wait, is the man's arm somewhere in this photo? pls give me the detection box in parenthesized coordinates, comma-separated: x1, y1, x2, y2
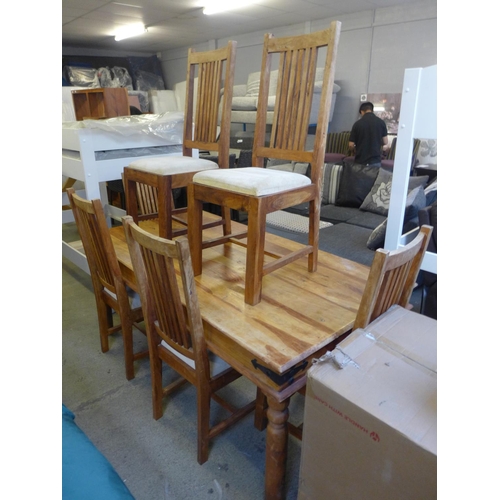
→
(381, 135, 389, 152)
(348, 141, 356, 154)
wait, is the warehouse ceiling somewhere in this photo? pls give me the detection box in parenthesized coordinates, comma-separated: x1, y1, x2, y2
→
(62, 0, 424, 53)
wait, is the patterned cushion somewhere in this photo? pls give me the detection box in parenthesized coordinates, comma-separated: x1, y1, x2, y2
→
(415, 138, 437, 166)
(366, 219, 387, 250)
(359, 168, 429, 216)
(193, 167, 311, 196)
(366, 185, 427, 250)
(129, 156, 218, 175)
(322, 163, 343, 204)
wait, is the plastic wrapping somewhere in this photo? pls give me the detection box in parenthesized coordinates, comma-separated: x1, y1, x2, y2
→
(134, 70, 166, 91)
(97, 67, 113, 87)
(65, 66, 100, 88)
(111, 67, 133, 90)
(128, 90, 150, 113)
(62, 112, 184, 142)
(94, 144, 182, 160)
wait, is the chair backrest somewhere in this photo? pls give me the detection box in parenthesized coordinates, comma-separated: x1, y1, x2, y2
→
(122, 216, 209, 374)
(326, 131, 351, 155)
(252, 21, 341, 186)
(67, 188, 123, 295)
(183, 41, 237, 169)
(353, 225, 433, 330)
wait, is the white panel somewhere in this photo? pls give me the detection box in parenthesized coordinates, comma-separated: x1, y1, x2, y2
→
(384, 65, 437, 274)
(414, 64, 437, 139)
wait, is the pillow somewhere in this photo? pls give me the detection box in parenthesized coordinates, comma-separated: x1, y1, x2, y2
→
(366, 219, 387, 250)
(359, 167, 429, 216)
(366, 185, 427, 250)
(246, 71, 261, 96)
(322, 163, 343, 204)
(424, 178, 437, 206)
(335, 163, 379, 208)
(403, 185, 427, 220)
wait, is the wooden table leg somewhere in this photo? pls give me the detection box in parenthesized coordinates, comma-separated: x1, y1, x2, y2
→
(265, 395, 290, 500)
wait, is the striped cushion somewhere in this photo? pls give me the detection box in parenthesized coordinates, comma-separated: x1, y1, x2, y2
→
(322, 163, 343, 204)
(325, 131, 350, 155)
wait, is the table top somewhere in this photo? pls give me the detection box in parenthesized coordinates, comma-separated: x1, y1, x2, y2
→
(110, 216, 369, 381)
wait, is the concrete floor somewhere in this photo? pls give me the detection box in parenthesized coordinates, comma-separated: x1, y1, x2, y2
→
(62, 217, 424, 500)
(62, 222, 304, 500)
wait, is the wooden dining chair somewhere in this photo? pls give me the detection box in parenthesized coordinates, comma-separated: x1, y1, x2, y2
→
(121, 215, 256, 465)
(353, 224, 433, 330)
(123, 41, 237, 240)
(187, 21, 342, 305)
(282, 224, 433, 440)
(66, 188, 148, 380)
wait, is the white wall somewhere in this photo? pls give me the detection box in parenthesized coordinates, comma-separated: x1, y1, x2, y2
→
(158, 0, 437, 133)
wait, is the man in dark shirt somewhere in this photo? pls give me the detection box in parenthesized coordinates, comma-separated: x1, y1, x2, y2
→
(349, 102, 389, 166)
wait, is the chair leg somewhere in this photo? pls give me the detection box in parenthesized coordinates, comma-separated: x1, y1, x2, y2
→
(244, 203, 267, 305)
(121, 317, 136, 381)
(158, 176, 173, 240)
(197, 384, 212, 465)
(188, 184, 204, 276)
(150, 352, 164, 421)
(308, 199, 320, 273)
(95, 295, 113, 353)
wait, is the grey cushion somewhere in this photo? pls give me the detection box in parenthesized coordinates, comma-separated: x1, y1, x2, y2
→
(319, 205, 360, 225)
(345, 211, 387, 230)
(335, 163, 379, 208)
(360, 168, 429, 216)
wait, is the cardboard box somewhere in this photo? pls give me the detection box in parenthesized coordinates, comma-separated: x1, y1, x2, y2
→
(298, 305, 437, 500)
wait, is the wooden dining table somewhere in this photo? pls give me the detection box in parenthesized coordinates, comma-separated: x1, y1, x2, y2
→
(110, 214, 370, 500)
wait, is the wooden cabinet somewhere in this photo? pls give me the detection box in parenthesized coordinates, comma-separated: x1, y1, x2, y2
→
(72, 88, 130, 121)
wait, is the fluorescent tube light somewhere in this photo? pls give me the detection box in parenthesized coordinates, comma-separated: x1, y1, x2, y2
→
(115, 23, 147, 41)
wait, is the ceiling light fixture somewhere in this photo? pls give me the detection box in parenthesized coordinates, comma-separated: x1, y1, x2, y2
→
(202, 1, 254, 15)
(115, 23, 147, 41)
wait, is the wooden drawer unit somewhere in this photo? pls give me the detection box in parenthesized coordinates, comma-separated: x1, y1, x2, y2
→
(72, 88, 130, 121)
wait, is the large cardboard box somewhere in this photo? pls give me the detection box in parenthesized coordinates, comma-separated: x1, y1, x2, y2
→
(298, 305, 437, 500)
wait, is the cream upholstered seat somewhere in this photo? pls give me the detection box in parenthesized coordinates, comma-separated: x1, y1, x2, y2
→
(123, 41, 237, 240)
(193, 167, 311, 196)
(188, 22, 342, 305)
(128, 156, 218, 176)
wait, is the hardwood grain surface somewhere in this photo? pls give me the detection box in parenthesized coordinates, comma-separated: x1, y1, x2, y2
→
(110, 215, 368, 375)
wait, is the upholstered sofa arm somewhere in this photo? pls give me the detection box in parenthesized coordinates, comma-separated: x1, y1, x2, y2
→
(232, 84, 248, 97)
